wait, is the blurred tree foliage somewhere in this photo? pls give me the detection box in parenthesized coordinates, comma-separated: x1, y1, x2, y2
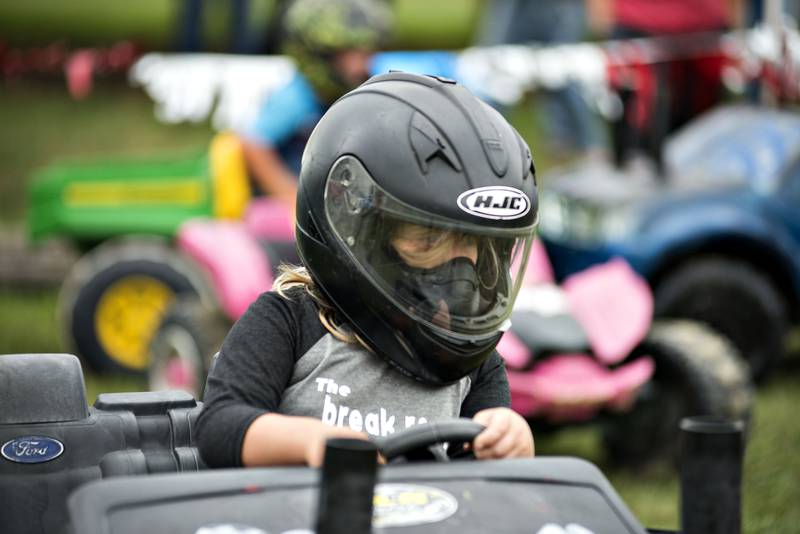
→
(0, 0, 482, 51)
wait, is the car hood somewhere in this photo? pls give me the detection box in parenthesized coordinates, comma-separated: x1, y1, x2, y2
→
(665, 105, 800, 193)
(544, 105, 800, 209)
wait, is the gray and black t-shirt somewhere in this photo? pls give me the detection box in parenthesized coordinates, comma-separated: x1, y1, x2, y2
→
(195, 288, 510, 468)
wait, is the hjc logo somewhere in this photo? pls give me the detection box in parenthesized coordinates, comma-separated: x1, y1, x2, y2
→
(457, 186, 530, 220)
(471, 194, 523, 211)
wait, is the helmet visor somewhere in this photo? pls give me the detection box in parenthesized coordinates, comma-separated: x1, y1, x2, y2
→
(324, 155, 536, 339)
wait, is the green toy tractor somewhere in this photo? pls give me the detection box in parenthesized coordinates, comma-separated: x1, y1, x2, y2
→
(28, 133, 251, 373)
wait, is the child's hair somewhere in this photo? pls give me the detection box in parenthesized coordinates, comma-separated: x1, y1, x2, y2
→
(273, 263, 360, 344)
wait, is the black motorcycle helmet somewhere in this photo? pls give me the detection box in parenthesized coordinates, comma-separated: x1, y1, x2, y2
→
(296, 72, 539, 385)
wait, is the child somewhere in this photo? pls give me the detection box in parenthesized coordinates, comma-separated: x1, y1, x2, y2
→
(196, 71, 539, 467)
(238, 0, 391, 208)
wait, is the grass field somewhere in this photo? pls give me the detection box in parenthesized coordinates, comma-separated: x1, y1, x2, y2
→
(0, 0, 482, 50)
(0, 2, 798, 530)
(0, 81, 214, 222)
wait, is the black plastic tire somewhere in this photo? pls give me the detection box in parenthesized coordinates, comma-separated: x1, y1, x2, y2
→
(59, 238, 210, 374)
(602, 319, 753, 467)
(654, 256, 790, 381)
(148, 298, 230, 397)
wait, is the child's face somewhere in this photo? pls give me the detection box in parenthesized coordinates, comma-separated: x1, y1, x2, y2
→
(390, 224, 482, 328)
(333, 48, 373, 89)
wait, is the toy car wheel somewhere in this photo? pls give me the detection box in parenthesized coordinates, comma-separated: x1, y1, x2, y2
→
(59, 238, 210, 374)
(602, 319, 753, 467)
(148, 298, 230, 397)
(654, 256, 789, 381)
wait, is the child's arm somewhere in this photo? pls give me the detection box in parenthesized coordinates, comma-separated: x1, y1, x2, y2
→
(241, 413, 371, 467)
(196, 290, 333, 468)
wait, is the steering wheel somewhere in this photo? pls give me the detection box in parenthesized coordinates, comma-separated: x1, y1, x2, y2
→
(372, 419, 485, 463)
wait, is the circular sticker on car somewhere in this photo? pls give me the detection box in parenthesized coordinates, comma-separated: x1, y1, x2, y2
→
(372, 483, 459, 527)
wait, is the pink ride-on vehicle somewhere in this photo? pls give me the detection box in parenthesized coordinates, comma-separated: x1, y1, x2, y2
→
(149, 214, 752, 466)
(147, 198, 296, 395)
(499, 242, 752, 465)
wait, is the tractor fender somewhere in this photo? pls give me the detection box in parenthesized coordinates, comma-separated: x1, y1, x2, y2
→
(634, 202, 800, 299)
(177, 219, 273, 320)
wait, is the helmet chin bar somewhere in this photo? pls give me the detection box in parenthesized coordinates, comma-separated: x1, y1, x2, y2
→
(395, 257, 482, 324)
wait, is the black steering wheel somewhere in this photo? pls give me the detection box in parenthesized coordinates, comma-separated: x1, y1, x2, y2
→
(372, 419, 485, 463)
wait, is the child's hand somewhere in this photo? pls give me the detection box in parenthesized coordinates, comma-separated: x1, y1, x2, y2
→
(471, 407, 534, 460)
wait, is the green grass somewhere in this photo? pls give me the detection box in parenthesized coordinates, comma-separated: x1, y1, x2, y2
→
(0, 0, 482, 50)
(0, 286, 149, 396)
(535, 367, 800, 533)
(0, 287, 63, 354)
(740, 370, 800, 532)
(0, 0, 182, 49)
(0, 81, 213, 221)
(392, 0, 482, 49)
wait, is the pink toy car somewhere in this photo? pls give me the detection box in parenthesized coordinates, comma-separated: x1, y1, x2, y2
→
(499, 242, 752, 464)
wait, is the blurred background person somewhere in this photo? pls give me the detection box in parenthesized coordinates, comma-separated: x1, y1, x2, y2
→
(175, 0, 288, 54)
(586, 0, 744, 168)
(477, 0, 609, 163)
(237, 0, 392, 210)
(586, 0, 742, 38)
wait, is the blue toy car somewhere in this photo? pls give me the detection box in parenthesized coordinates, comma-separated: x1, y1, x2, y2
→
(538, 105, 800, 380)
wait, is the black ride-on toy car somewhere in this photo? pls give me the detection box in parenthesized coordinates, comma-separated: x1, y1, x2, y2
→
(2, 353, 745, 534)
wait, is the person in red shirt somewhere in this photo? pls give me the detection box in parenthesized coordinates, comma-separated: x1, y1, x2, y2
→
(611, 0, 735, 35)
(587, 0, 744, 167)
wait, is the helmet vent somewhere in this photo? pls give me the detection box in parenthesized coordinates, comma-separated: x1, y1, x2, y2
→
(483, 138, 508, 178)
(525, 146, 536, 183)
(409, 112, 461, 174)
(447, 85, 508, 178)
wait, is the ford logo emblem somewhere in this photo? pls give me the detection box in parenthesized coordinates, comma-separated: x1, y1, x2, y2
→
(457, 186, 531, 220)
(2, 436, 64, 464)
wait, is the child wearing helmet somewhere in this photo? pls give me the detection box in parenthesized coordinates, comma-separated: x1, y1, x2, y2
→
(238, 0, 391, 211)
(197, 72, 538, 467)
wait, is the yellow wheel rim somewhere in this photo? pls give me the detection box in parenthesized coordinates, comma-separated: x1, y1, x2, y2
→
(95, 276, 176, 371)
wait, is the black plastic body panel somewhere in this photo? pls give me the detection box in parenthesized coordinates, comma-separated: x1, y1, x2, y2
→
(68, 458, 649, 534)
(0, 354, 204, 534)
